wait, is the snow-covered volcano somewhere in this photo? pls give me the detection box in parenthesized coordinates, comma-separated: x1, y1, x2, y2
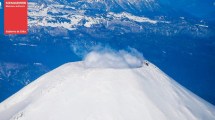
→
(0, 51, 215, 120)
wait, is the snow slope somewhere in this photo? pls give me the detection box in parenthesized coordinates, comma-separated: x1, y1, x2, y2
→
(0, 59, 215, 120)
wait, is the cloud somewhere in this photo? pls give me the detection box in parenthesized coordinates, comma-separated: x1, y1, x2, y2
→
(84, 47, 144, 68)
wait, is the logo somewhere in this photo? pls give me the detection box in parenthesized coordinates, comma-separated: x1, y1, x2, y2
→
(4, 0, 28, 34)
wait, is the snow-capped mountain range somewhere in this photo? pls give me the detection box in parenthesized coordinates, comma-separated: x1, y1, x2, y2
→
(28, 0, 212, 37)
(35, 0, 159, 12)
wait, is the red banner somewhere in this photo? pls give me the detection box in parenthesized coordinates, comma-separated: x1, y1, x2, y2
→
(4, 0, 27, 34)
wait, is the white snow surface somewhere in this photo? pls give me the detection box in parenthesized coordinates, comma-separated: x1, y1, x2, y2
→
(0, 61, 215, 120)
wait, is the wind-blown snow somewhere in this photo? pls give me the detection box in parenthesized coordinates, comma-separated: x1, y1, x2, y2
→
(0, 53, 215, 120)
(84, 49, 144, 68)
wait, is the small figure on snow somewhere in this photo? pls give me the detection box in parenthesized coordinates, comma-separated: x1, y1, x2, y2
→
(144, 61, 149, 66)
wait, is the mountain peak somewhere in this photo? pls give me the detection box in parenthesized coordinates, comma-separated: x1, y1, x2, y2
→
(0, 60, 214, 120)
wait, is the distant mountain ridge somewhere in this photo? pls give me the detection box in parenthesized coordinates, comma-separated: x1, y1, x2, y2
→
(30, 0, 160, 14)
(30, 0, 215, 20)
